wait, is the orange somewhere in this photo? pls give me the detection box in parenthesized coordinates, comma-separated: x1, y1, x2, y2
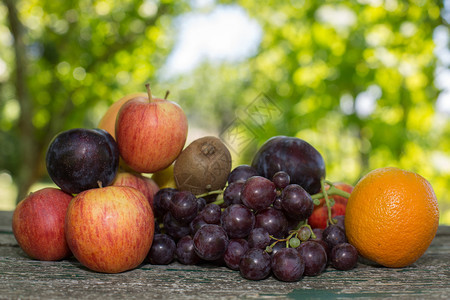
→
(345, 167, 439, 268)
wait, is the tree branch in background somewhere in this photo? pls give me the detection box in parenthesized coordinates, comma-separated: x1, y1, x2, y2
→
(4, 0, 40, 204)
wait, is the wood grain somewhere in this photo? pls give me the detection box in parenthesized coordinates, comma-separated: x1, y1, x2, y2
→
(1, 211, 449, 299)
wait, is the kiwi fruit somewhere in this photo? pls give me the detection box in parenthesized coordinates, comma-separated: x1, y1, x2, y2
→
(174, 136, 232, 197)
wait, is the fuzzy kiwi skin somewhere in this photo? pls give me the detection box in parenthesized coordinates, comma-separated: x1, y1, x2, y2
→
(174, 136, 232, 197)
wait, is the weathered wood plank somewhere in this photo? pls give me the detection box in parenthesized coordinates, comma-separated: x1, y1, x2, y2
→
(1, 242, 449, 299)
(1, 210, 449, 299)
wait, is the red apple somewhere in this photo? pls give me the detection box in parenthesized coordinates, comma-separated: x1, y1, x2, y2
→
(98, 92, 147, 140)
(98, 93, 148, 172)
(115, 84, 188, 173)
(12, 187, 73, 261)
(309, 203, 347, 230)
(65, 186, 154, 273)
(112, 171, 159, 211)
(309, 182, 353, 229)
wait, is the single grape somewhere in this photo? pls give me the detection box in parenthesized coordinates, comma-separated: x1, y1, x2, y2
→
(163, 212, 191, 240)
(176, 235, 200, 265)
(311, 228, 323, 241)
(197, 197, 207, 212)
(272, 171, 290, 189)
(193, 224, 229, 261)
(271, 248, 305, 282)
(255, 207, 288, 238)
(312, 239, 330, 262)
(223, 181, 244, 206)
(323, 224, 347, 250)
(221, 204, 255, 239)
(281, 184, 314, 221)
(333, 215, 345, 232)
(297, 241, 327, 276)
(289, 237, 301, 248)
(273, 195, 283, 210)
(154, 188, 178, 217)
(239, 248, 272, 280)
(224, 239, 249, 270)
(189, 214, 207, 235)
(298, 226, 312, 242)
(331, 243, 358, 271)
(241, 176, 277, 211)
(146, 234, 176, 265)
(228, 165, 259, 184)
(201, 203, 221, 224)
(247, 227, 271, 249)
(169, 190, 198, 224)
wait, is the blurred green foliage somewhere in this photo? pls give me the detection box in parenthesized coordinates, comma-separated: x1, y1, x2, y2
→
(0, 0, 190, 204)
(165, 0, 450, 223)
(0, 0, 449, 223)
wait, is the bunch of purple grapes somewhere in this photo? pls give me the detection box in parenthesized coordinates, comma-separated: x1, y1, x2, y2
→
(148, 165, 358, 282)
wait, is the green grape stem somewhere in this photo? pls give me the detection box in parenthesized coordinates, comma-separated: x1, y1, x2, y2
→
(266, 224, 317, 253)
(302, 224, 316, 240)
(196, 188, 226, 206)
(269, 231, 298, 249)
(311, 185, 351, 200)
(311, 179, 351, 226)
(196, 189, 225, 199)
(321, 179, 334, 225)
(211, 194, 225, 206)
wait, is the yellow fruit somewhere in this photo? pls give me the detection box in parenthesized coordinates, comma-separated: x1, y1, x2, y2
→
(151, 164, 176, 189)
(345, 167, 439, 268)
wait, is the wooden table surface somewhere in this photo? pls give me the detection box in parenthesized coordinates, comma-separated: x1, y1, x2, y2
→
(1, 210, 449, 299)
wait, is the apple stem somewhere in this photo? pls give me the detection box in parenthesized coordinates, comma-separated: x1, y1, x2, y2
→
(164, 90, 170, 100)
(97, 181, 103, 188)
(145, 83, 154, 103)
